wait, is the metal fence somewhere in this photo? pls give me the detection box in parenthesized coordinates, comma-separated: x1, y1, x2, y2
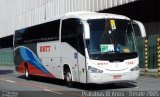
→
(136, 36, 145, 68)
(148, 35, 158, 69)
(136, 34, 160, 69)
(0, 48, 14, 66)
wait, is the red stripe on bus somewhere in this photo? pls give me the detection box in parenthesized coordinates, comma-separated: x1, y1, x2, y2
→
(18, 62, 56, 78)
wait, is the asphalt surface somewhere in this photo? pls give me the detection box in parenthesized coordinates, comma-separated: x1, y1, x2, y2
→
(1, 66, 160, 97)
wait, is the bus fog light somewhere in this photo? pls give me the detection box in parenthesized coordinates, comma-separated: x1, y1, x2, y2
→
(88, 66, 103, 73)
(131, 66, 139, 71)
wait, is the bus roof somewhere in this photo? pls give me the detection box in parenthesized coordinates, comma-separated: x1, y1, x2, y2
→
(15, 12, 131, 31)
(64, 11, 130, 20)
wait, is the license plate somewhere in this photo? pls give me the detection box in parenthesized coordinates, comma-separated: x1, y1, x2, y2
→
(113, 75, 122, 79)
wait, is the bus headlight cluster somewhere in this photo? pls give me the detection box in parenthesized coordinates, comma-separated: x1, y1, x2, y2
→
(88, 66, 103, 73)
(130, 66, 139, 71)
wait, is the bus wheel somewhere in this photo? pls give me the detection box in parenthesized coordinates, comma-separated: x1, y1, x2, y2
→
(24, 65, 30, 80)
(64, 68, 73, 87)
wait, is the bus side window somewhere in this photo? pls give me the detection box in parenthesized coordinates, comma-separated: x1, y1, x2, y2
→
(61, 18, 85, 55)
(133, 23, 141, 36)
(77, 23, 85, 56)
(15, 19, 60, 45)
(61, 18, 80, 50)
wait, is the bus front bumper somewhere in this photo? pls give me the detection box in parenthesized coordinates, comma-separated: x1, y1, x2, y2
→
(86, 71, 139, 84)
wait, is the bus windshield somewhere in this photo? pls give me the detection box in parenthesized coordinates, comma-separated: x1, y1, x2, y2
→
(86, 19, 138, 61)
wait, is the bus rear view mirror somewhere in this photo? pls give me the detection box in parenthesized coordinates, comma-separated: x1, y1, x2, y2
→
(133, 20, 146, 37)
(82, 21, 90, 39)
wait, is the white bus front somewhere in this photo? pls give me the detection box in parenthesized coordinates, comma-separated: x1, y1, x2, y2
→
(84, 19, 139, 84)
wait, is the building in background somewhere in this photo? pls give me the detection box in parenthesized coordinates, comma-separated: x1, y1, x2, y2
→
(0, 0, 136, 48)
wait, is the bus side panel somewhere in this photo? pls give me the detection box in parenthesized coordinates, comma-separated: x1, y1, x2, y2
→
(27, 62, 52, 77)
(77, 53, 86, 83)
(14, 43, 56, 78)
(17, 62, 25, 73)
(14, 48, 25, 73)
(60, 42, 80, 82)
(37, 41, 62, 79)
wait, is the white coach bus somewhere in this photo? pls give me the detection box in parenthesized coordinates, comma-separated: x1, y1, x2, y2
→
(14, 12, 146, 87)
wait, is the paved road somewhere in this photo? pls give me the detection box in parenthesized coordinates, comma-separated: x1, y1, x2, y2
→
(0, 66, 160, 97)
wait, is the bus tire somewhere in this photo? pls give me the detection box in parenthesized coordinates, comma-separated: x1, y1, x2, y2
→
(24, 65, 30, 80)
(64, 68, 73, 87)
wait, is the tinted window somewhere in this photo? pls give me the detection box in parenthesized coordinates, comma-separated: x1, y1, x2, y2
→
(133, 23, 141, 36)
(87, 19, 136, 60)
(15, 19, 60, 45)
(61, 18, 85, 55)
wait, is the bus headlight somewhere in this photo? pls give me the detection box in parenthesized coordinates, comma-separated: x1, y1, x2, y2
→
(130, 66, 139, 71)
(88, 66, 103, 73)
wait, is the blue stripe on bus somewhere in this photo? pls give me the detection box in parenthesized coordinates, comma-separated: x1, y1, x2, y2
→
(20, 47, 49, 75)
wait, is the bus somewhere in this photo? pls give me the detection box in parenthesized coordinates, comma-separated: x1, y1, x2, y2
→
(14, 12, 146, 87)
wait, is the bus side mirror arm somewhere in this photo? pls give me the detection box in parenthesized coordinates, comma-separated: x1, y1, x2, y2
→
(133, 20, 146, 37)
